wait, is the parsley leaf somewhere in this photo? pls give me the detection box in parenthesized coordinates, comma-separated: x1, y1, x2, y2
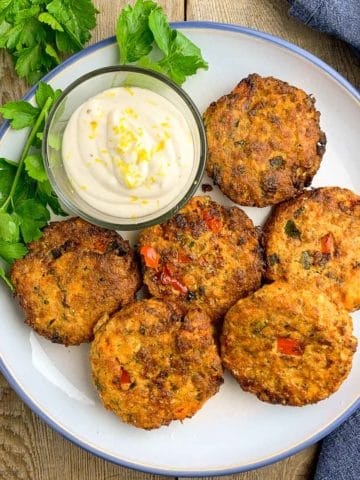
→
(13, 170, 37, 207)
(0, 82, 67, 290)
(148, 9, 208, 84)
(38, 12, 64, 32)
(0, 266, 14, 291)
(35, 81, 62, 109)
(147, 6, 173, 55)
(47, 0, 98, 48)
(25, 154, 47, 182)
(0, 211, 19, 242)
(137, 55, 165, 74)
(0, 241, 28, 264)
(15, 44, 43, 81)
(55, 29, 79, 53)
(0, 1, 29, 24)
(0, 100, 39, 129)
(36, 179, 67, 216)
(0, 158, 16, 207)
(0, 0, 98, 83)
(116, 1, 208, 85)
(117, 0, 157, 64)
(15, 199, 50, 242)
(44, 43, 60, 64)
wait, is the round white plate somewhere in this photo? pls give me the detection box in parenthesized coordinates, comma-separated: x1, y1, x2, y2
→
(0, 22, 359, 477)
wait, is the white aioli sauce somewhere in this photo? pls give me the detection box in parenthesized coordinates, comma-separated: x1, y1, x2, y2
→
(62, 87, 194, 218)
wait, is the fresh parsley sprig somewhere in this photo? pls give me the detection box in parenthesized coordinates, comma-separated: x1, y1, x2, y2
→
(116, 0, 208, 85)
(0, 0, 99, 84)
(0, 81, 67, 290)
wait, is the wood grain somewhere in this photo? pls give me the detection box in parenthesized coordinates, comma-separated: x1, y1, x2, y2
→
(0, 0, 357, 479)
(187, 0, 360, 89)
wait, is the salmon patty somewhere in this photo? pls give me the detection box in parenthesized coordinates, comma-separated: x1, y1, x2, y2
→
(139, 196, 263, 321)
(263, 187, 360, 311)
(11, 217, 141, 345)
(90, 298, 223, 429)
(221, 282, 357, 406)
(204, 74, 326, 207)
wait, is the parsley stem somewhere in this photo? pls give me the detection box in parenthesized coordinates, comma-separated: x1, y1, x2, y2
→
(0, 96, 53, 213)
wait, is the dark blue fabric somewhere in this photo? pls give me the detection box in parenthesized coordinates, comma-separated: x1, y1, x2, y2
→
(288, 0, 360, 52)
(314, 408, 360, 480)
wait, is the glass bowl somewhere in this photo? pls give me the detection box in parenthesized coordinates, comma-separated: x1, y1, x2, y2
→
(42, 66, 207, 230)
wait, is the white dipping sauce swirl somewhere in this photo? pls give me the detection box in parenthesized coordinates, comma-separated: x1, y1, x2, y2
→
(62, 87, 194, 218)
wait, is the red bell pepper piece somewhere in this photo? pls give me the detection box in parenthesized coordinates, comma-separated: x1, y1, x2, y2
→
(321, 233, 334, 255)
(277, 337, 303, 356)
(140, 245, 160, 269)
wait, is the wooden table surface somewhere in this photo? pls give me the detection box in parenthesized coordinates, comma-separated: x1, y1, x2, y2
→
(0, 1, 359, 479)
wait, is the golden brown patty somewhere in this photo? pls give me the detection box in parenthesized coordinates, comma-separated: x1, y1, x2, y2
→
(139, 196, 263, 321)
(221, 282, 357, 406)
(204, 74, 326, 207)
(90, 298, 223, 429)
(263, 187, 360, 311)
(11, 217, 141, 345)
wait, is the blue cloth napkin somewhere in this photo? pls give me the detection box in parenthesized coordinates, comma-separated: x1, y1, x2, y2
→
(314, 408, 360, 480)
(286, 3, 360, 477)
(288, 0, 360, 53)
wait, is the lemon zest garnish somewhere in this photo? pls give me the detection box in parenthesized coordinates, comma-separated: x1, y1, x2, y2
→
(124, 107, 138, 118)
(125, 86, 134, 96)
(95, 158, 108, 166)
(137, 148, 149, 163)
(113, 124, 138, 149)
(90, 121, 97, 132)
(115, 159, 143, 189)
(155, 140, 165, 152)
(125, 179, 138, 189)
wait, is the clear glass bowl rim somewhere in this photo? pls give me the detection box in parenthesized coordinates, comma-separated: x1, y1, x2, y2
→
(42, 65, 207, 230)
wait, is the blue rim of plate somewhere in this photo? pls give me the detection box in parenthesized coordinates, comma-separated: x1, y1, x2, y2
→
(0, 21, 359, 477)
